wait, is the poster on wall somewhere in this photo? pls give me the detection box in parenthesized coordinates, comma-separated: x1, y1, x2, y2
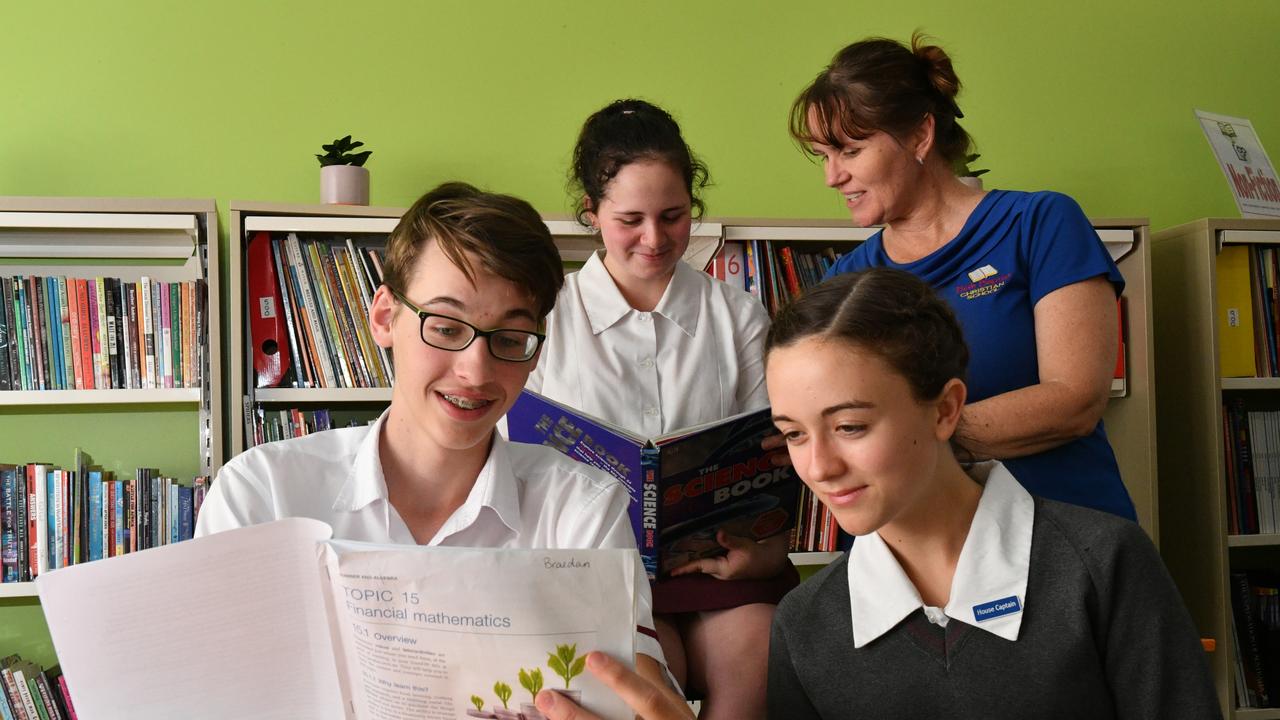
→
(1196, 110, 1280, 218)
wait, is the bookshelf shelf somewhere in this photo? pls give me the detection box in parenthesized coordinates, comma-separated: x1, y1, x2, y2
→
(1221, 378, 1280, 390)
(1235, 709, 1280, 719)
(787, 551, 842, 566)
(0, 388, 201, 406)
(253, 387, 392, 404)
(1226, 533, 1280, 548)
(1153, 217, 1280, 719)
(0, 582, 38, 599)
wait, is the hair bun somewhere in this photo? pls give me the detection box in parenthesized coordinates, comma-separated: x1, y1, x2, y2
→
(911, 32, 961, 102)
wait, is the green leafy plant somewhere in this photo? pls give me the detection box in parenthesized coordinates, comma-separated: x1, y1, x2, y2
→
(954, 152, 989, 178)
(316, 135, 372, 167)
(494, 681, 513, 709)
(518, 667, 544, 701)
(547, 644, 586, 689)
(470, 695, 485, 712)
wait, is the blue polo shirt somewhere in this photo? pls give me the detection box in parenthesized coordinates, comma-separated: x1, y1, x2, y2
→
(825, 190, 1135, 521)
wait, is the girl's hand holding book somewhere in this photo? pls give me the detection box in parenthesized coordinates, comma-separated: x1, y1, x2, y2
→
(668, 530, 790, 581)
(535, 652, 693, 720)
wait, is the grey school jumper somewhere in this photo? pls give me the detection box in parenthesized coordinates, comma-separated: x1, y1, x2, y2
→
(768, 499, 1221, 720)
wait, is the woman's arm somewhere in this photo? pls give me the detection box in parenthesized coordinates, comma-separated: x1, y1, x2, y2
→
(958, 275, 1117, 459)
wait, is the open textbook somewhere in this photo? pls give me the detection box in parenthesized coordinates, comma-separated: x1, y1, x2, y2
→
(35, 518, 637, 720)
(507, 390, 800, 580)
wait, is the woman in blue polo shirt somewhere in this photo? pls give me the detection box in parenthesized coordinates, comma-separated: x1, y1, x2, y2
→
(789, 34, 1134, 522)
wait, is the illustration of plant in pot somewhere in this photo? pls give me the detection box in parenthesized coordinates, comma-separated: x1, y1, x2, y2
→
(492, 681, 521, 720)
(466, 694, 496, 718)
(518, 667, 547, 720)
(547, 643, 586, 705)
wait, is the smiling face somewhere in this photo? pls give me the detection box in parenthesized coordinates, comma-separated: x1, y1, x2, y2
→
(767, 336, 959, 537)
(370, 240, 541, 457)
(806, 109, 930, 228)
(587, 159, 692, 298)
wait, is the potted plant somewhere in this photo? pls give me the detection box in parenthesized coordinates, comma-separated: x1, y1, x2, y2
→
(317, 134, 372, 205)
(955, 152, 989, 190)
(518, 667, 546, 720)
(547, 643, 586, 705)
(492, 681, 520, 720)
(466, 694, 496, 719)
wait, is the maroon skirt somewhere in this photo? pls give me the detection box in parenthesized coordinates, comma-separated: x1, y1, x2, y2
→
(652, 562, 801, 614)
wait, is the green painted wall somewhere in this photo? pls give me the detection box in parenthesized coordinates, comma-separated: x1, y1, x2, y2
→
(0, 0, 1277, 666)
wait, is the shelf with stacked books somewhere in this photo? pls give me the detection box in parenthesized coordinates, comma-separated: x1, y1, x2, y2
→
(0, 198, 223, 619)
(1154, 217, 1280, 718)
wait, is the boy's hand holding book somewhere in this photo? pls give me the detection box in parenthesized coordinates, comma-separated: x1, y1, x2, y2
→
(668, 530, 790, 581)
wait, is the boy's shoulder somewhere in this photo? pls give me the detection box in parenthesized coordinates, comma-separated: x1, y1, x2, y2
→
(222, 424, 372, 483)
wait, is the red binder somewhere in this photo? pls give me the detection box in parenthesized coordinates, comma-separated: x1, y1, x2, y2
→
(248, 231, 291, 387)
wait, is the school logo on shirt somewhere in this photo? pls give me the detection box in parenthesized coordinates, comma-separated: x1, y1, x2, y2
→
(972, 595, 1022, 622)
(956, 264, 1011, 300)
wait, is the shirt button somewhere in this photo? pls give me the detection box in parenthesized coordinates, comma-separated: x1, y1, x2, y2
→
(644, 406, 659, 417)
(638, 312, 651, 321)
(639, 358, 654, 369)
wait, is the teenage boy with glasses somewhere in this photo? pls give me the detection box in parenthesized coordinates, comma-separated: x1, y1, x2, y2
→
(197, 182, 673, 691)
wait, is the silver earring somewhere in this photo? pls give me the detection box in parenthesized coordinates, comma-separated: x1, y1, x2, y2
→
(917, 156, 925, 165)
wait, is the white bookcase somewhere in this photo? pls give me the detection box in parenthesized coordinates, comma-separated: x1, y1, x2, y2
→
(0, 196, 222, 598)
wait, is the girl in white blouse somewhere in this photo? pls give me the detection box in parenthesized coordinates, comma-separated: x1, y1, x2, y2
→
(527, 99, 795, 720)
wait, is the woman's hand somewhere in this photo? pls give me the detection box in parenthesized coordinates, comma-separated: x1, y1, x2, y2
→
(669, 530, 790, 581)
(535, 652, 694, 720)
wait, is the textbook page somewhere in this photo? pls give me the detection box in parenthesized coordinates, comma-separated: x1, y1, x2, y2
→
(319, 542, 637, 720)
(35, 517, 342, 720)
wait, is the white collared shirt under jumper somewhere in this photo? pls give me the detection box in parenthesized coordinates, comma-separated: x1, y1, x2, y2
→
(767, 462, 1221, 720)
(195, 410, 665, 663)
(527, 249, 770, 436)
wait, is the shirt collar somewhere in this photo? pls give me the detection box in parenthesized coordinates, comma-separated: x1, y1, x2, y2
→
(579, 250, 700, 337)
(334, 410, 524, 541)
(847, 461, 1034, 648)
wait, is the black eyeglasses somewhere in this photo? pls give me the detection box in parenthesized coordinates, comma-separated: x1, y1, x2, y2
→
(391, 289, 546, 362)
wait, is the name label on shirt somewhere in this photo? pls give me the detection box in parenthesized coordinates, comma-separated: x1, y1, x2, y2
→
(972, 595, 1022, 622)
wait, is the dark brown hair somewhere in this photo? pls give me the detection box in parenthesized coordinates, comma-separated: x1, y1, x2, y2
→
(789, 32, 973, 169)
(570, 98, 710, 224)
(767, 267, 968, 403)
(383, 182, 564, 318)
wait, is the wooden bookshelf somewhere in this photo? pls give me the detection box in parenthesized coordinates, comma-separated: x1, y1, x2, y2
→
(1153, 217, 1280, 719)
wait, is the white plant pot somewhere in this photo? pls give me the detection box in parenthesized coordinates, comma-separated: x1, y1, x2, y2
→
(958, 176, 984, 191)
(320, 165, 370, 205)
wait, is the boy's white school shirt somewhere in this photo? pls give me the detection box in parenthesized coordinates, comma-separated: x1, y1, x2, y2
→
(847, 461, 1034, 648)
(527, 249, 770, 437)
(196, 409, 665, 663)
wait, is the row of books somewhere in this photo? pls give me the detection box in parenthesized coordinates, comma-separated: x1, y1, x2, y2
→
(1231, 571, 1280, 709)
(708, 241, 844, 316)
(0, 275, 206, 392)
(243, 404, 372, 447)
(1217, 244, 1280, 378)
(0, 455, 207, 582)
(1221, 400, 1280, 535)
(791, 484, 839, 553)
(249, 232, 391, 390)
(0, 655, 74, 720)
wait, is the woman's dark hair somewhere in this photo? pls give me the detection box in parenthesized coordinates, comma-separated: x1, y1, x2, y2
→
(767, 268, 968, 403)
(570, 98, 710, 224)
(789, 32, 974, 170)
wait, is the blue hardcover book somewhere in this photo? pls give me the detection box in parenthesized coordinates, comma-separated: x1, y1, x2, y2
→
(169, 480, 179, 545)
(87, 471, 103, 562)
(1, 466, 17, 582)
(177, 485, 193, 542)
(45, 277, 63, 389)
(507, 389, 799, 580)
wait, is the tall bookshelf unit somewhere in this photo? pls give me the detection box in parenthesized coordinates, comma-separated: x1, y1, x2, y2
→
(0, 197, 222, 630)
(1153, 218, 1280, 720)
